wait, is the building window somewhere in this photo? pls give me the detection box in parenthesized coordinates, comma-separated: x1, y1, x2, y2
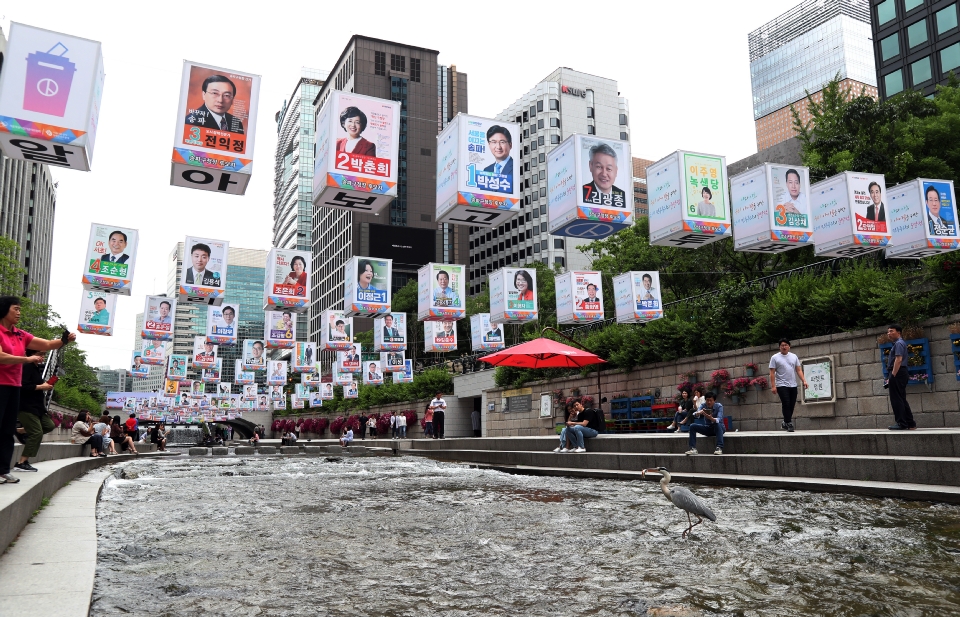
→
(619, 113, 628, 126)
(587, 125, 596, 135)
(390, 54, 405, 72)
(549, 99, 559, 111)
(540, 187, 546, 197)
(538, 153, 545, 163)
(534, 244, 540, 253)
(537, 119, 544, 129)
(937, 3, 959, 34)
(555, 256, 565, 267)
(410, 58, 421, 82)
(537, 136, 545, 146)
(537, 100, 544, 112)
(880, 33, 900, 61)
(548, 118, 559, 128)
(523, 111, 528, 122)
(911, 56, 933, 85)
(907, 19, 928, 49)
(541, 240, 548, 250)
(876, 0, 896, 26)
(904, 0, 924, 11)
(550, 135, 560, 144)
(530, 105, 537, 117)
(884, 69, 904, 96)
(554, 238, 564, 249)
(941, 42, 960, 73)
(620, 131, 628, 140)
(587, 107, 594, 118)
(375, 51, 386, 76)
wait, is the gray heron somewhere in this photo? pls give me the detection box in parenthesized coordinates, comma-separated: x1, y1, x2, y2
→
(642, 467, 716, 538)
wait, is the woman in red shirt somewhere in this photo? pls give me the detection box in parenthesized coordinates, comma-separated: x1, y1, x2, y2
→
(0, 296, 76, 484)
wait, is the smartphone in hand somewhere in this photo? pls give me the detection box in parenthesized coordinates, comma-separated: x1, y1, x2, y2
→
(47, 376, 59, 386)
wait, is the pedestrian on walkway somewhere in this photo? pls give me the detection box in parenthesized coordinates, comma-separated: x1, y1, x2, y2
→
(396, 411, 407, 438)
(359, 413, 368, 439)
(367, 415, 377, 438)
(0, 296, 76, 483)
(390, 412, 398, 439)
(471, 407, 481, 437)
(769, 338, 808, 432)
(886, 324, 917, 430)
(430, 392, 446, 439)
(423, 403, 434, 438)
(14, 349, 55, 472)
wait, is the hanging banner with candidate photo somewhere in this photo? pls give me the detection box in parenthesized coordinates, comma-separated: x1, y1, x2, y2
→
(0, 22, 105, 172)
(241, 383, 258, 402)
(337, 344, 362, 374)
(267, 360, 287, 386)
(730, 164, 814, 253)
(163, 379, 180, 395)
(425, 321, 457, 353)
(82, 224, 139, 294)
(613, 271, 664, 324)
(470, 313, 505, 352)
(292, 342, 318, 373)
(381, 351, 406, 371)
(206, 303, 238, 345)
(811, 171, 890, 258)
(192, 335, 217, 369)
(167, 354, 189, 381)
(268, 385, 284, 402)
(191, 381, 206, 398)
(180, 236, 229, 304)
(648, 150, 731, 248)
(436, 114, 521, 227)
(301, 369, 320, 387)
(548, 135, 633, 239)
(308, 391, 324, 408)
(171, 60, 261, 195)
(489, 267, 537, 323)
(885, 178, 960, 259)
(343, 381, 359, 399)
(363, 360, 384, 385)
(77, 289, 116, 336)
(201, 358, 222, 383)
(417, 263, 465, 321)
(334, 371, 355, 386)
(264, 309, 295, 349)
(374, 313, 406, 351)
(263, 248, 310, 312)
(241, 339, 267, 371)
(313, 91, 400, 215)
(130, 352, 149, 379)
(140, 340, 167, 366)
(393, 359, 414, 384)
(234, 360, 255, 385)
(344, 256, 391, 317)
(555, 271, 604, 324)
(320, 382, 335, 400)
(142, 295, 176, 341)
(320, 309, 353, 351)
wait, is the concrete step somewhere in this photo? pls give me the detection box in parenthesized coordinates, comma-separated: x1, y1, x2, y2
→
(10, 442, 158, 467)
(414, 447, 960, 488)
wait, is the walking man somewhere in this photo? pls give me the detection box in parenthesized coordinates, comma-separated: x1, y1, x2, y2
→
(430, 392, 446, 439)
(769, 338, 808, 432)
(886, 324, 917, 430)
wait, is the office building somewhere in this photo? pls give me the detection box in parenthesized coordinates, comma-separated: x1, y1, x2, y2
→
(0, 25, 57, 305)
(749, 0, 878, 150)
(632, 157, 654, 218)
(132, 312, 166, 393)
(167, 243, 268, 387)
(872, 0, 960, 98)
(308, 36, 468, 344)
(95, 367, 127, 396)
(467, 68, 630, 294)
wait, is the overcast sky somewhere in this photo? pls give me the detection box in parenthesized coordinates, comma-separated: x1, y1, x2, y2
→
(3, 0, 801, 369)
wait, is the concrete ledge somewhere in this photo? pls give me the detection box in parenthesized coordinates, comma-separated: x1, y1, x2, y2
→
(211, 447, 229, 456)
(326, 445, 343, 454)
(280, 446, 300, 455)
(188, 448, 208, 456)
(257, 446, 277, 454)
(234, 446, 255, 455)
(11, 442, 158, 467)
(303, 446, 325, 455)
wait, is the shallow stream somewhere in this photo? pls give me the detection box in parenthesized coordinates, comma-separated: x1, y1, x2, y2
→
(92, 456, 960, 616)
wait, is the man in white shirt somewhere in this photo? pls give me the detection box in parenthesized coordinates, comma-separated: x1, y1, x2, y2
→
(430, 393, 447, 439)
(777, 168, 808, 219)
(769, 338, 809, 432)
(396, 412, 407, 439)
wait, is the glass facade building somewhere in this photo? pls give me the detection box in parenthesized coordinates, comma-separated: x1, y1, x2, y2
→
(872, 0, 960, 98)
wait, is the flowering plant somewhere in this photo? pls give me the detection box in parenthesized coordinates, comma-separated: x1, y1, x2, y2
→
(750, 377, 768, 389)
(745, 363, 758, 372)
(316, 417, 329, 434)
(404, 410, 419, 426)
(52, 411, 62, 428)
(377, 414, 392, 434)
(580, 396, 594, 406)
(732, 377, 751, 391)
(347, 415, 361, 431)
(676, 380, 692, 393)
(552, 389, 565, 404)
(908, 372, 929, 383)
(330, 416, 346, 435)
(721, 381, 735, 396)
(271, 419, 282, 432)
(710, 369, 730, 386)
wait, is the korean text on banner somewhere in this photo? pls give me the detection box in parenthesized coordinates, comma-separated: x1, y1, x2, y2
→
(206, 304, 238, 346)
(647, 150, 731, 248)
(77, 290, 116, 336)
(885, 178, 959, 259)
(613, 271, 664, 324)
(489, 268, 537, 323)
(180, 236, 229, 304)
(82, 224, 139, 294)
(320, 310, 353, 351)
(418, 263, 466, 321)
(811, 171, 890, 258)
(264, 248, 310, 312)
(343, 256, 391, 317)
(142, 295, 176, 341)
(730, 164, 813, 253)
(556, 271, 604, 324)
(470, 313, 505, 352)
(373, 313, 406, 351)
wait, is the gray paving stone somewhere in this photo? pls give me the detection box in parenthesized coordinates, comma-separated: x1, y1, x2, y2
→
(211, 447, 229, 456)
(257, 446, 277, 454)
(188, 447, 209, 456)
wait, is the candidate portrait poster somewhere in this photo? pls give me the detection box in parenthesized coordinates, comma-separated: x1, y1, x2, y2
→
(374, 313, 406, 351)
(207, 303, 239, 345)
(381, 351, 405, 371)
(337, 344, 362, 374)
(320, 382, 335, 400)
(202, 358, 222, 383)
(851, 174, 888, 234)
(265, 309, 295, 349)
(167, 354, 188, 381)
(684, 153, 728, 222)
(363, 360, 383, 385)
(418, 263, 465, 321)
(344, 256, 391, 316)
(470, 313, 505, 351)
(505, 268, 536, 312)
(180, 236, 229, 302)
(142, 296, 176, 341)
(320, 310, 353, 350)
(770, 165, 811, 230)
(264, 248, 310, 311)
(344, 382, 359, 399)
(177, 61, 259, 159)
(924, 180, 957, 238)
(130, 352, 149, 379)
(579, 137, 630, 211)
(77, 290, 116, 336)
(301, 370, 320, 387)
(425, 321, 457, 352)
(82, 223, 139, 293)
(242, 339, 266, 371)
(140, 340, 167, 366)
(293, 342, 317, 372)
(393, 359, 414, 384)
(267, 360, 287, 385)
(192, 335, 217, 369)
(326, 92, 396, 182)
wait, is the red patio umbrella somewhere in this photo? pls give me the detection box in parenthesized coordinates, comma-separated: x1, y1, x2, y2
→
(478, 337, 607, 369)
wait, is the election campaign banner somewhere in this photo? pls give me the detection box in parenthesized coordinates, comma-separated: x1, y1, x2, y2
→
(418, 263, 466, 321)
(163, 379, 180, 395)
(344, 256, 391, 317)
(234, 359, 255, 385)
(140, 340, 167, 366)
(613, 271, 664, 324)
(319, 310, 353, 351)
(312, 91, 400, 215)
(206, 303, 239, 345)
(180, 236, 229, 304)
(362, 360, 384, 386)
(171, 60, 261, 195)
(381, 351, 406, 372)
(436, 114, 521, 227)
(647, 150, 731, 248)
(0, 23, 105, 171)
(425, 320, 457, 353)
(77, 289, 116, 336)
(489, 267, 537, 323)
(334, 371, 354, 386)
(548, 135, 633, 239)
(393, 359, 414, 384)
(730, 164, 814, 253)
(142, 295, 175, 341)
(130, 352, 149, 379)
(241, 339, 266, 371)
(470, 313, 505, 352)
(82, 224, 139, 293)
(201, 358, 222, 383)
(263, 248, 310, 312)
(191, 336, 217, 369)
(885, 178, 959, 259)
(301, 369, 320, 387)
(320, 382, 335, 400)
(267, 360, 287, 385)
(373, 313, 406, 351)
(343, 381, 358, 399)
(167, 354, 189, 381)
(292, 342, 318, 373)
(555, 271, 604, 324)
(105, 392, 153, 410)
(337, 344, 362, 374)
(264, 309, 295, 349)
(811, 172, 891, 257)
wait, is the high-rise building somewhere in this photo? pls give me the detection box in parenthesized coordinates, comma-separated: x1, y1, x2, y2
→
(749, 0, 878, 150)
(167, 243, 268, 386)
(308, 36, 468, 344)
(632, 157, 655, 218)
(0, 26, 58, 305)
(95, 367, 127, 396)
(132, 311, 166, 393)
(872, 0, 960, 99)
(467, 68, 630, 294)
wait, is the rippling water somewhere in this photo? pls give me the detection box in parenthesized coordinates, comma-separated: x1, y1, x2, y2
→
(92, 456, 960, 616)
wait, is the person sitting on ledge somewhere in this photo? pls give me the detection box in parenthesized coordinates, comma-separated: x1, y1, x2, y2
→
(667, 388, 695, 432)
(685, 391, 725, 456)
(249, 432, 260, 445)
(340, 427, 354, 447)
(553, 403, 580, 453)
(564, 401, 601, 453)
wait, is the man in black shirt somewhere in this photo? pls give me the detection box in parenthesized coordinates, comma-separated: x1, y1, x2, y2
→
(567, 401, 601, 453)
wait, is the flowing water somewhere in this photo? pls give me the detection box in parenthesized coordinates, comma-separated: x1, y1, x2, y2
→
(92, 456, 960, 616)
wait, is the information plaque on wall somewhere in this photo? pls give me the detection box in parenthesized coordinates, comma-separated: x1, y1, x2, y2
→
(801, 355, 836, 404)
